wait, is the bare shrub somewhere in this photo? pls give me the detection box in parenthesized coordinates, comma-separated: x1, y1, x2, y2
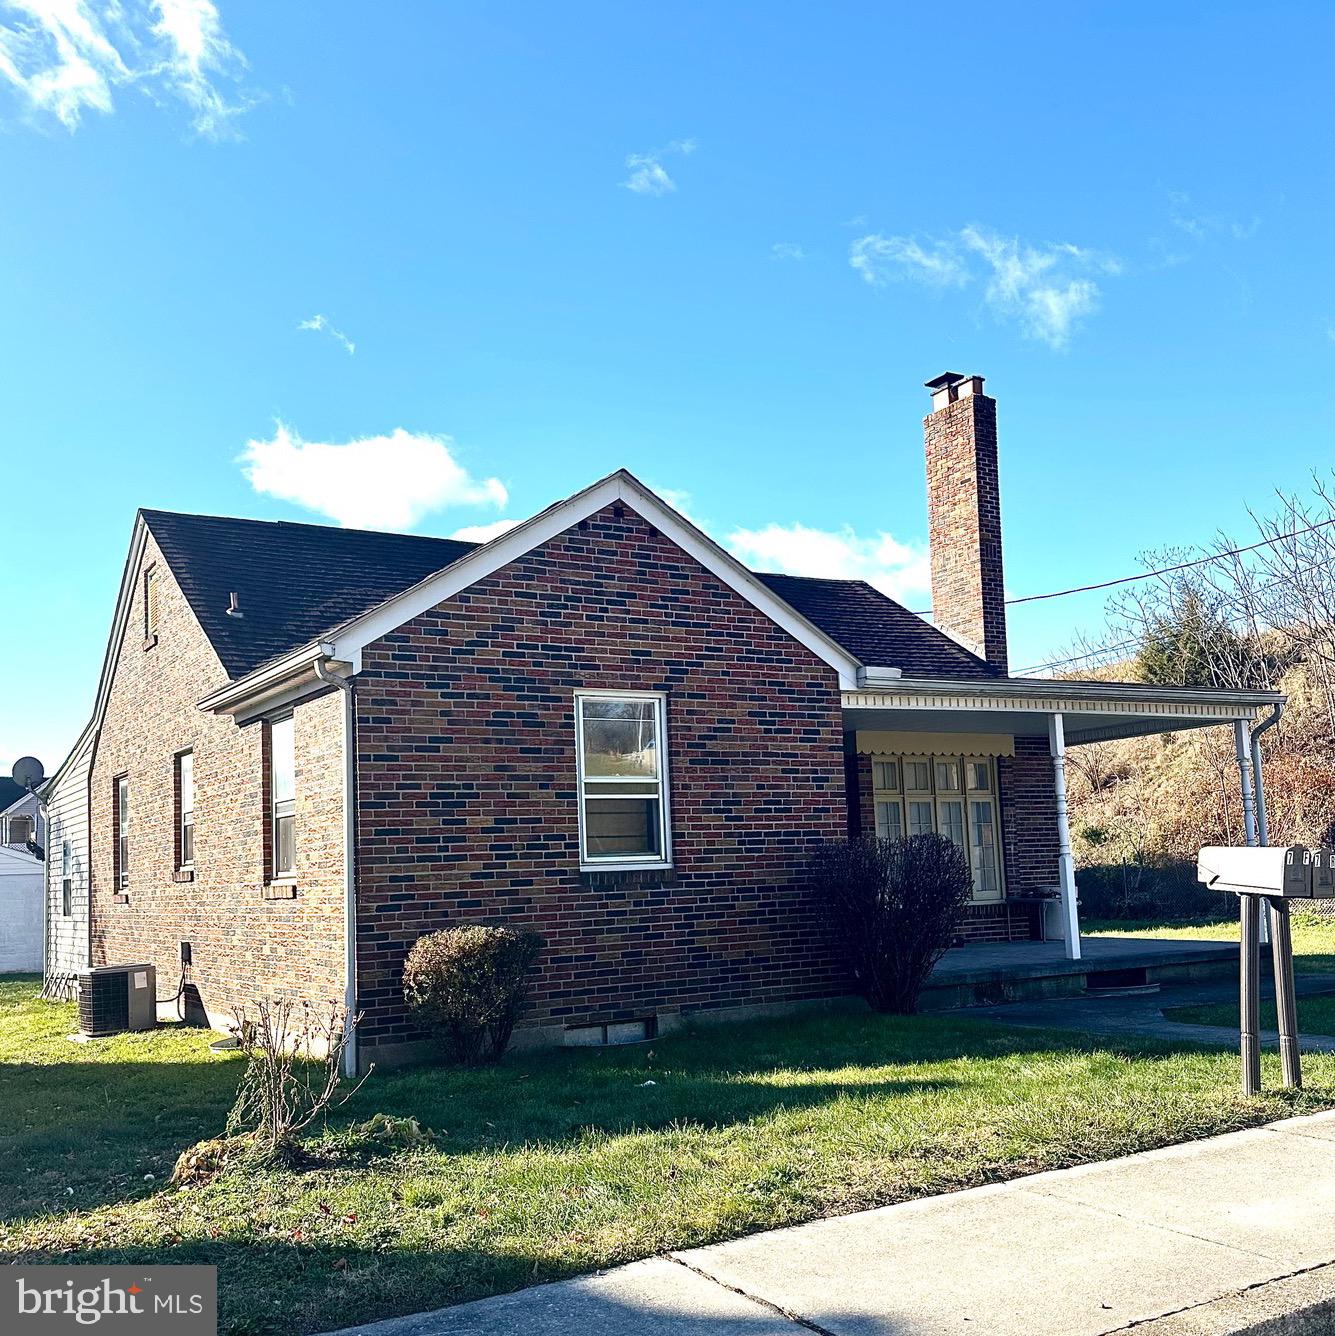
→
(810, 834, 973, 1014)
(403, 926, 543, 1064)
(224, 999, 368, 1166)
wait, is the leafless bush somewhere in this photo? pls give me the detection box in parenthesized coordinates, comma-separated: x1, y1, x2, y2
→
(225, 999, 369, 1166)
(809, 833, 972, 1014)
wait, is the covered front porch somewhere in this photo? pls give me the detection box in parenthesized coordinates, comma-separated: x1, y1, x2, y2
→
(842, 672, 1285, 962)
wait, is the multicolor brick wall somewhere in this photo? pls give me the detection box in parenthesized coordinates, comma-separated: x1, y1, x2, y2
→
(923, 389, 1009, 673)
(90, 531, 346, 1025)
(352, 502, 849, 1049)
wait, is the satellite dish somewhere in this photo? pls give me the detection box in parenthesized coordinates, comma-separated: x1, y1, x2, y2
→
(12, 757, 44, 791)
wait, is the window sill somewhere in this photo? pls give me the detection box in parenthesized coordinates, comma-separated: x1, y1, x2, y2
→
(262, 880, 297, 901)
(143, 634, 158, 651)
(579, 865, 677, 890)
(112, 893, 129, 905)
(174, 868, 195, 883)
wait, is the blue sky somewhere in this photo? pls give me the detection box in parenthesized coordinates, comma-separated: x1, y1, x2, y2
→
(2, 1, 1333, 771)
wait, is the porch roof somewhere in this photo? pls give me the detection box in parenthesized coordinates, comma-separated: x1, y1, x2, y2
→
(844, 672, 1284, 746)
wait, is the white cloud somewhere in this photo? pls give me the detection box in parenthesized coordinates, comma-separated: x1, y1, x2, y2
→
(1168, 191, 1260, 243)
(298, 313, 355, 355)
(849, 224, 1120, 349)
(622, 137, 695, 196)
(240, 424, 507, 531)
(850, 234, 970, 288)
(0, 0, 252, 134)
(726, 521, 931, 604)
(450, 519, 523, 543)
(771, 241, 806, 261)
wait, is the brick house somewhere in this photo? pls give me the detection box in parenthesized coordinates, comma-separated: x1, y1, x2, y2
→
(42, 373, 1281, 1069)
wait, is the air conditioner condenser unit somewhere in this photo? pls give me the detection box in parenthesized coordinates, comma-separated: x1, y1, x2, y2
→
(77, 964, 157, 1037)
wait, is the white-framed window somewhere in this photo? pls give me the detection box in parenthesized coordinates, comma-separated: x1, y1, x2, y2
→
(870, 752, 1004, 902)
(114, 775, 129, 891)
(61, 839, 72, 916)
(269, 716, 295, 879)
(177, 750, 195, 869)
(574, 691, 670, 867)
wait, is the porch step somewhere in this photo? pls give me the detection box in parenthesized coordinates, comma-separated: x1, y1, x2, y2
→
(921, 938, 1237, 1012)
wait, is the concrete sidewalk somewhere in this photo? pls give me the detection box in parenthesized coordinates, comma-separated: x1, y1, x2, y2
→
(329, 1110, 1335, 1336)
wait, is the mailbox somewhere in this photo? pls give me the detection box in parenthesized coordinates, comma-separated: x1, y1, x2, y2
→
(1196, 845, 1331, 898)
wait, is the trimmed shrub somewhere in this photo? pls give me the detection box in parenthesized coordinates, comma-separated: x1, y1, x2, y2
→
(810, 833, 972, 1014)
(404, 925, 543, 1064)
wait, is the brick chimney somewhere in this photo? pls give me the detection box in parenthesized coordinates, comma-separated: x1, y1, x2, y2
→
(923, 372, 1008, 673)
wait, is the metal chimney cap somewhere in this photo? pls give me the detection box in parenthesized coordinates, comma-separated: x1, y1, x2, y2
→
(924, 372, 966, 390)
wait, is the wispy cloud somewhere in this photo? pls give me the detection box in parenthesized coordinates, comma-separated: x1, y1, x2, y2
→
(0, 0, 253, 135)
(1168, 191, 1260, 242)
(726, 521, 930, 604)
(240, 424, 507, 531)
(849, 224, 1121, 349)
(622, 137, 696, 196)
(771, 241, 806, 262)
(298, 313, 355, 356)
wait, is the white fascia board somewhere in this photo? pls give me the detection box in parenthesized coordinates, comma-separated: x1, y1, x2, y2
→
(197, 641, 334, 714)
(322, 469, 863, 689)
(846, 675, 1284, 720)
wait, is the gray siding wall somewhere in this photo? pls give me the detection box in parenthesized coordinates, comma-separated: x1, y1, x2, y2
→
(44, 728, 93, 988)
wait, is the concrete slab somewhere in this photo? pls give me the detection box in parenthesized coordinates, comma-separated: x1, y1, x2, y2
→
(677, 1179, 1285, 1336)
(1131, 1261, 1335, 1335)
(325, 1257, 800, 1336)
(1030, 1127, 1335, 1266)
(1266, 1110, 1335, 1144)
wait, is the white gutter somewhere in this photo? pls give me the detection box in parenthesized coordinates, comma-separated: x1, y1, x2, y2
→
(197, 640, 334, 715)
(855, 669, 1284, 709)
(313, 658, 359, 1080)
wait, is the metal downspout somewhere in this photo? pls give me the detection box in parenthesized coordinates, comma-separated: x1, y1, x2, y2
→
(1250, 701, 1283, 847)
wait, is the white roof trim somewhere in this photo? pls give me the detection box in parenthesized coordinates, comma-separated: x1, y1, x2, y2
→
(313, 470, 861, 688)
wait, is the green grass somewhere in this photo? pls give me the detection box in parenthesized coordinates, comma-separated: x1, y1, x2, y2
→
(1086, 911, 1335, 974)
(3, 975, 1335, 1335)
(1164, 995, 1335, 1033)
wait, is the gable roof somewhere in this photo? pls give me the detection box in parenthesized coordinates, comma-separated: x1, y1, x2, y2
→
(142, 511, 476, 679)
(755, 574, 998, 680)
(144, 473, 989, 703)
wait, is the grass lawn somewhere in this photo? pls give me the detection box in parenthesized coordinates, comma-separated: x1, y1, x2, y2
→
(3, 974, 1335, 1335)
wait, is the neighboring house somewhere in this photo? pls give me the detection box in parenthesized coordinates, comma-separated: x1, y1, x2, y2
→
(44, 373, 1281, 1069)
(0, 843, 43, 972)
(0, 782, 44, 853)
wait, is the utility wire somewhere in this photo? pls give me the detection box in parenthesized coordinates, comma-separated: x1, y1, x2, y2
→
(912, 513, 1335, 617)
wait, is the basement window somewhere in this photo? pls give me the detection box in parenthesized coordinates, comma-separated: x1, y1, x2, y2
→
(574, 692, 670, 869)
(564, 1018, 657, 1047)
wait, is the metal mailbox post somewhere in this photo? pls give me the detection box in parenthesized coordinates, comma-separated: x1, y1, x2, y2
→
(1197, 845, 1335, 1094)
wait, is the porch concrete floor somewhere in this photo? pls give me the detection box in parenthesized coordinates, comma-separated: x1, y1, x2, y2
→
(928, 934, 1238, 986)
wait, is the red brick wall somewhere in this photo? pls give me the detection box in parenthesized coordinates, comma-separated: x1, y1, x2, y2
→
(923, 389, 1009, 672)
(352, 503, 848, 1048)
(90, 531, 346, 1024)
(998, 736, 1061, 893)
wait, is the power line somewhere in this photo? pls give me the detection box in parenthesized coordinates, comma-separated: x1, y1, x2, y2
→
(912, 513, 1335, 616)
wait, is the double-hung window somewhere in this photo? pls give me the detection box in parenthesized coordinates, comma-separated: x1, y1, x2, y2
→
(270, 717, 296, 879)
(114, 775, 129, 892)
(871, 753, 1003, 901)
(575, 693, 670, 866)
(177, 750, 195, 870)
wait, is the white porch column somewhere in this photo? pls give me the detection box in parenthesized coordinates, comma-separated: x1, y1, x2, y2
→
(1234, 720, 1259, 847)
(1048, 712, 1081, 961)
(1235, 719, 1269, 943)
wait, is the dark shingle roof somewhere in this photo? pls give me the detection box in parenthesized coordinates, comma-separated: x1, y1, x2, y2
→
(0, 778, 25, 812)
(754, 573, 999, 679)
(142, 511, 477, 678)
(142, 510, 997, 683)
